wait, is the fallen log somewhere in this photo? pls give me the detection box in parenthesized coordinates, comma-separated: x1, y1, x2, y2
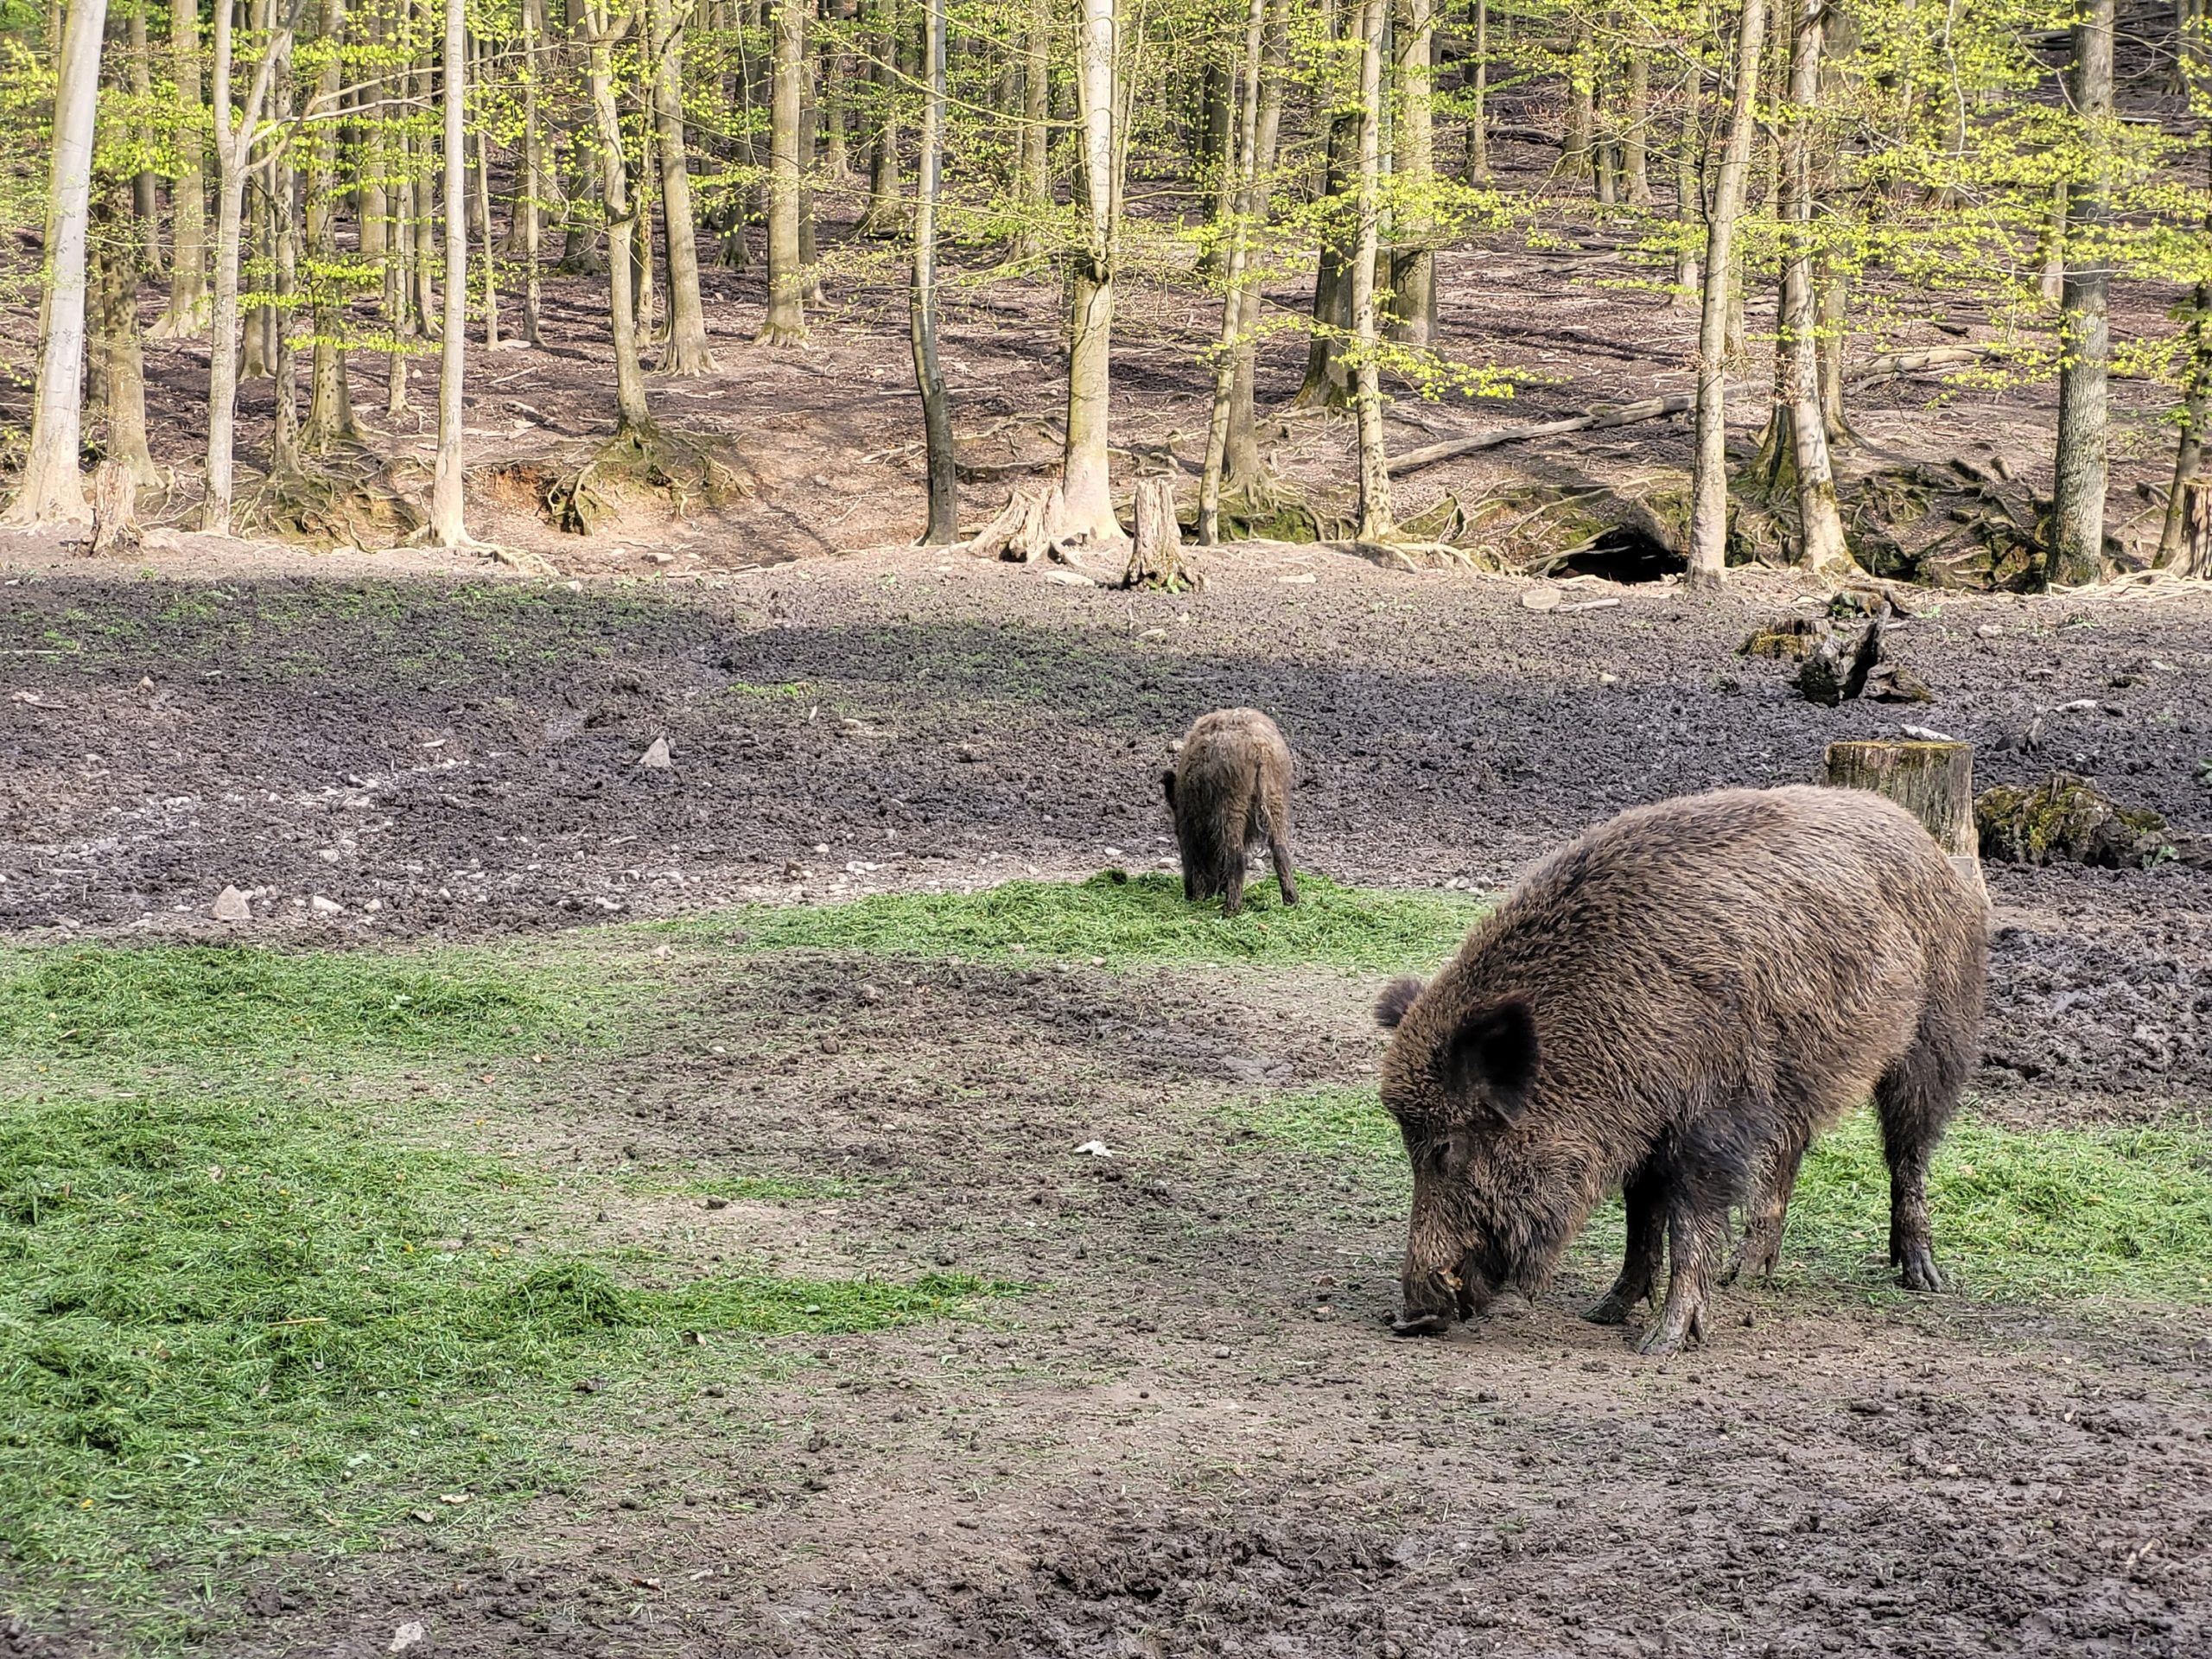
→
(1389, 394, 1693, 476)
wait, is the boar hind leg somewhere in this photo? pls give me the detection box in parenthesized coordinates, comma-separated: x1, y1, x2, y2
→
(1877, 1010, 1971, 1294)
(1221, 859, 1248, 918)
(1268, 833, 1299, 906)
(1586, 1161, 1664, 1325)
(1723, 1136, 1807, 1287)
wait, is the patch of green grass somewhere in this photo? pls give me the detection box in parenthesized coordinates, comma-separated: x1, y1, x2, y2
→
(677, 871, 1485, 971)
(0, 945, 588, 1062)
(1244, 1087, 2212, 1306)
(0, 1083, 1001, 1649)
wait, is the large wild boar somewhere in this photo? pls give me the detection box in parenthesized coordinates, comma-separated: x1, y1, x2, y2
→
(1374, 785, 1986, 1355)
(1164, 709, 1300, 918)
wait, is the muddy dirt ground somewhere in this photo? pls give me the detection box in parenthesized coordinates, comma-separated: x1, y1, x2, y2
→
(1, 554, 2209, 1657)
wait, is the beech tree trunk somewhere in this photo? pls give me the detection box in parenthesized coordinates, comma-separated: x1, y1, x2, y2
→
(518, 0, 545, 341)
(154, 0, 209, 336)
(1686, 0, 1768, 587)
(1351, 0, 1391, 541)
(1199, 0, 1268, 543)
(1388, 0, 1436, 348)
(1777, 0, 1850, 574)
(304, 0, 359, 452)
(1224, 2, 1284, 490)
(653, 0, 715, 372)
(1465, 0, 1487, 181)
(94, 200, 160, 490)
(1059, 0, 1122, 543)
(585, 0, 654, 429)
(430, 0, 468, 544)
(760, 0, 808, 342)
(474, 30, 500, 351)
(909, 0, 955, 543)
(3, 0, 107, 525)
(130, 0, 162, 270)
(2158, 275, 2209, 569)
(2050, 0, 2114, 586)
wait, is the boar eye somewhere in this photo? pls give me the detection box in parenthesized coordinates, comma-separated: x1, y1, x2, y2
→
(1426, 1135, 1465, 1177)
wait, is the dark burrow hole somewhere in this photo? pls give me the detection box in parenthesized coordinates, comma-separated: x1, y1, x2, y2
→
(1558, 526, 1685, 584)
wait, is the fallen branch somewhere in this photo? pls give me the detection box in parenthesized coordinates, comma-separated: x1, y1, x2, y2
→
(1389, 394, 1692, 476)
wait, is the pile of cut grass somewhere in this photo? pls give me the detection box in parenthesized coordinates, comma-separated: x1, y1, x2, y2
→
(1246, 1087, 2212, 1306)
(674, 870, 1486, 971)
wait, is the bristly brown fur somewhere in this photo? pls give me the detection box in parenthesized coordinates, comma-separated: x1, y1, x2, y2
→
(1166, 709, 1300, 918)
(1375, 976, 1426, 1029)
(1376, 785, 1988, 1355)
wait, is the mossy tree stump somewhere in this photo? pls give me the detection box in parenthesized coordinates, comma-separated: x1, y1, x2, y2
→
(1824, 739, 1984, 897)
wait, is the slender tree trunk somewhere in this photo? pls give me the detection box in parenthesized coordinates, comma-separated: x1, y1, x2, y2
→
(2050, 0, 2114, 586)
(3, 0, 107, 524)
(1200, 0, 1267, 543)
(1565, 28, 1594, 185)
(909, 0, 955, 542)
(359, 0, 387, 258)
(585, 1, 654, 430)
(653, 0, 715, 371)
(474, 32, 500, 350)
(154, 0, 209, 336)
(202, 0, 296, 536)
(94, 199, 161, 489)
(305, 0, 358, 451)
(1388, 0, 1436, 347)
(1671, 32, 1703, 302)
(1294, 0, 1351, 406)
(821, 7, 853, 180)
(1685, 0, 1768, 587)
(1224, 0, 1284, 488)
(1624, 44, 1650, 205)
(1351, 0, 1391, 540)
(1465, 0, 1487, 181)
(270, 32, 302, 480)
(2158, 277, 2209, 569)
(430, 0, 467, 543)
(858, 0, 903, 232)
(1776, 0, 1849, 573)
(1059, 0, 1122, 543)
(130, 0, 163, 270)
(1018, 0, 1050, 226)
(518, 0, 544, 340)
(413, 38, 441, 335)
(388, 123, 414, 415)
(760, 0, 808, 341)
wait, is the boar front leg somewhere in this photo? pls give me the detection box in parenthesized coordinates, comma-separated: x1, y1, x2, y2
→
(1637, 1203, 1726, 1357)
(1585, 1160, 1664, 1325)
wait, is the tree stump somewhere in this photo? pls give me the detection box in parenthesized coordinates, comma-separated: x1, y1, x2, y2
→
(1124, 476, 1198, 591)
(87, 460, 140, 557)
(1824, 739, 1983, 897)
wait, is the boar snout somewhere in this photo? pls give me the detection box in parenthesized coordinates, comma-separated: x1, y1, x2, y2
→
(1391, 1258, 1476, 1338)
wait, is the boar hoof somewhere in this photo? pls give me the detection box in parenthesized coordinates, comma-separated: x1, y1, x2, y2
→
(1895, 1248, 1943, 1294)
(1389, 1313, 1451, 1338)
(1582, 1292, 1637, 1326)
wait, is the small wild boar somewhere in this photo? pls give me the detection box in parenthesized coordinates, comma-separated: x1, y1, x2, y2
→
(1375, 785, 1986, 1355)
(1164, 709, 1300, 918)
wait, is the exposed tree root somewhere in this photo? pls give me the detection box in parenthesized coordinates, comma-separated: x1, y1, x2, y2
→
(239, 444, 428, 546)
(544, 424, 749, 535)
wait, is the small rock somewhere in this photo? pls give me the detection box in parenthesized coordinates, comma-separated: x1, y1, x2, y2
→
(1520, 585, 1563, 612)
(574, 1376, 607, 1395)
(389, 1623, 428, 1655)
(212, 886, 252, 923)
(703, 1197, 729, 1211)
(310, 894, 343, 915)
(142, 527, 184, 552)
(1211, 1345, 1233, 1359)
(639, 736, 673, 770)
(1073, 1140, 1114, 1157)
(1974, 624, 2002, 639)
(1041, 569, 1094, 588)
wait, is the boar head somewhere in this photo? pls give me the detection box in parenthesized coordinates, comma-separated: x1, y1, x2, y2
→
(1374, 976, 1540, 1336)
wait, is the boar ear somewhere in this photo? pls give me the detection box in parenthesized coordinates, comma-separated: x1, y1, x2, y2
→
(1374, 976, 1426, 1030)
(1160, 769, 1178, 807)
(1435, 1000, 1538, 1124)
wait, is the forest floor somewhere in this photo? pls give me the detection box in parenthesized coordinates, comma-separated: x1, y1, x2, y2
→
(3, 163, 2211, 1659)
